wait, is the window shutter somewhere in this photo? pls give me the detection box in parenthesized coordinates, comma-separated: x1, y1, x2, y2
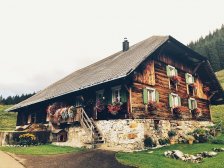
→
(143, 88, 148, 104)
(192, 76, 195, 83)
(175, 69, 178, 76)
(169, 94, 173, 107)
(188, 99, 192, 110)
(155, 91, 159, 103)
(178, 96, 181, 106)
(120, 88, 127, 103)
(185, 73, 189, 84)
(166, 66, 171, 77)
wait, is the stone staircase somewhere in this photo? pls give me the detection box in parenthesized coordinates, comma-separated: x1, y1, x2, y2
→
(80, 108, 104, 146)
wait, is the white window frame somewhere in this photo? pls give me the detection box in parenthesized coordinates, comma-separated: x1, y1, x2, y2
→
(112, 85, 121, 103)
(186, 73, 194, 84)
(171, 93, 180, 108)
(189, 98, 197, 110)
(146, 87, 156, 102)
(168, 65, 177, 77)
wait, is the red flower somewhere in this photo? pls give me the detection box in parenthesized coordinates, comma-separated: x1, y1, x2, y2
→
(171, 75, 181, 83)
(173, 106, 189, 113)
(147, 101, 162, 111)
(203, 86, 210, 93)
(193, 108, 201, 113)
(190, 83, 198, 88)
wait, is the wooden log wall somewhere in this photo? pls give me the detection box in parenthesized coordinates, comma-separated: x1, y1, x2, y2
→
(130, 57, 211, 120)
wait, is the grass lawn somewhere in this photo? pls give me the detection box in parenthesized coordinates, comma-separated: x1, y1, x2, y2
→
(0, 144, 85, 155)
(116, 135, 224, 168)
(0, 105, 17, 131)
(117, 144, 224, 168)
(211, 105, 224, 126)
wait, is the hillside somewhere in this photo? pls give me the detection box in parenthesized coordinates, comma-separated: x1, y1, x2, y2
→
(188, 25, 224, 72)
(0, 105, 16, 131)
(216, 69, 224, 89)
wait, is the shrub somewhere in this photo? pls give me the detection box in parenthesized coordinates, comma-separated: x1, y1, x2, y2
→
(19, 133, 37, 146)
(168, 130, 177, 138)
(191, 128, 214, 143)
(210, 139, 224, 144)
(158, 138, 169, 145)
(144, 136, 156, 147)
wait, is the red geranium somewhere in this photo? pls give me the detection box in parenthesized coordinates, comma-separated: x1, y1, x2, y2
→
(148, 101, 162, 111)
(171, 75, 181, 83)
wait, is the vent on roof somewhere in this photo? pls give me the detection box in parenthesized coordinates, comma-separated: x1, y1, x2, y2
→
(123, 38, 129, 52)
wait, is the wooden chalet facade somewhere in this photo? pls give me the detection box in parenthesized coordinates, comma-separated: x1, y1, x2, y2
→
(7, 36, 224, 138)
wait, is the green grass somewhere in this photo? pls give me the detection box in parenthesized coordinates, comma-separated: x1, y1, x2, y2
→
(0, 144, 85, 155)
(116, 136, 224, 168)
(0, 105, 17, 131)
(211, 105, 224, 125)
(216, 69, 224, 89)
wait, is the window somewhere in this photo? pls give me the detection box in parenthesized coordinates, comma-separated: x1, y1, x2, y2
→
(143, 87, 159, 104)
(112, 86, 121, 102)
(169, 93, 181, 108)
(188, 98, 197, 110)
(28, 113, 36, 124)
(185, 73, 194, 84)
(147, 88, 156, 102)
(75, 96, 83, 107)
(96, 90, 104, 101)
(166, 65, 177, 77)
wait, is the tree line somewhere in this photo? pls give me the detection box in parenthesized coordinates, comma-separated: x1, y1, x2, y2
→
(188, 24, 224, 72)
(0, 93, 35, 105)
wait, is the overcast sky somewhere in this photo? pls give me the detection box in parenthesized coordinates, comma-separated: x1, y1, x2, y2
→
(0, 0, 224, 98)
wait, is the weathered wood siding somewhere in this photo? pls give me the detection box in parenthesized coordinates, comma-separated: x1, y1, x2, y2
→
(130, 56, 211, 120)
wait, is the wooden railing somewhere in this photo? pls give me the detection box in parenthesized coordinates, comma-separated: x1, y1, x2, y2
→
(80, 108, 95, 144)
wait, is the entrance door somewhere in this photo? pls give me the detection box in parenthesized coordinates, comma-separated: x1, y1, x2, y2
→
(95, 90, 104, 119)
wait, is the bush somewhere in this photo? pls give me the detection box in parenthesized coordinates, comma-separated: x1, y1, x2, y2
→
(168, 130, 176, 138)
(191, 128, 214, 143)
(158, 138, 169, 145)
(144, 136, 156, 147)
(210, 139, 224, 144)
(19, 133, 37, 146)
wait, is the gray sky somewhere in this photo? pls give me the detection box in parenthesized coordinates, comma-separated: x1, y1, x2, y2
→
(0, 0, 224, 98)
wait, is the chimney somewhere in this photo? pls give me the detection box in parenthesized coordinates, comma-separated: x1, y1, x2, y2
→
(123, 38, 129, 52)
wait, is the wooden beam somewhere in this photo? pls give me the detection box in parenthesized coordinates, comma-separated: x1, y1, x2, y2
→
(193, 60, 205, 74)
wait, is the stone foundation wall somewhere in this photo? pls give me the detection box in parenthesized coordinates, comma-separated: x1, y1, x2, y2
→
(95, 119, 213, 151)
(53, 126, 92, 148)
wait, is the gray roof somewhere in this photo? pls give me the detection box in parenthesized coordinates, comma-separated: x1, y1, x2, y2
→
(6, 36, 171, 111)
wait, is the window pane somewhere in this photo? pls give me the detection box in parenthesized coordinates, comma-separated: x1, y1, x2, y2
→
(147, 89, 155, 102)
(172, 95, 179, 107)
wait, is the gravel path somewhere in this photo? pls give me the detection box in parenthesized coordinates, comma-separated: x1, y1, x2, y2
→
(18, 150, 133, 168)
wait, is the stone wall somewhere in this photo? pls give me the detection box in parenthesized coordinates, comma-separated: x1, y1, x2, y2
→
(95, 119, 213, 151)
(52, 126, 92, 148)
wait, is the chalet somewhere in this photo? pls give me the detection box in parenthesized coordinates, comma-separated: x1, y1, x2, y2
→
(6, 36, 224, 150)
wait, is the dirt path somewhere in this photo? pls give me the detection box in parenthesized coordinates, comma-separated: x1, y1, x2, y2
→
(17, 150, 133, 168)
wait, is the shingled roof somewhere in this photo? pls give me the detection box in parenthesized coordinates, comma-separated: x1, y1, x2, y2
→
(7, 36, 170, 111)
(7, 35, 224, 112)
